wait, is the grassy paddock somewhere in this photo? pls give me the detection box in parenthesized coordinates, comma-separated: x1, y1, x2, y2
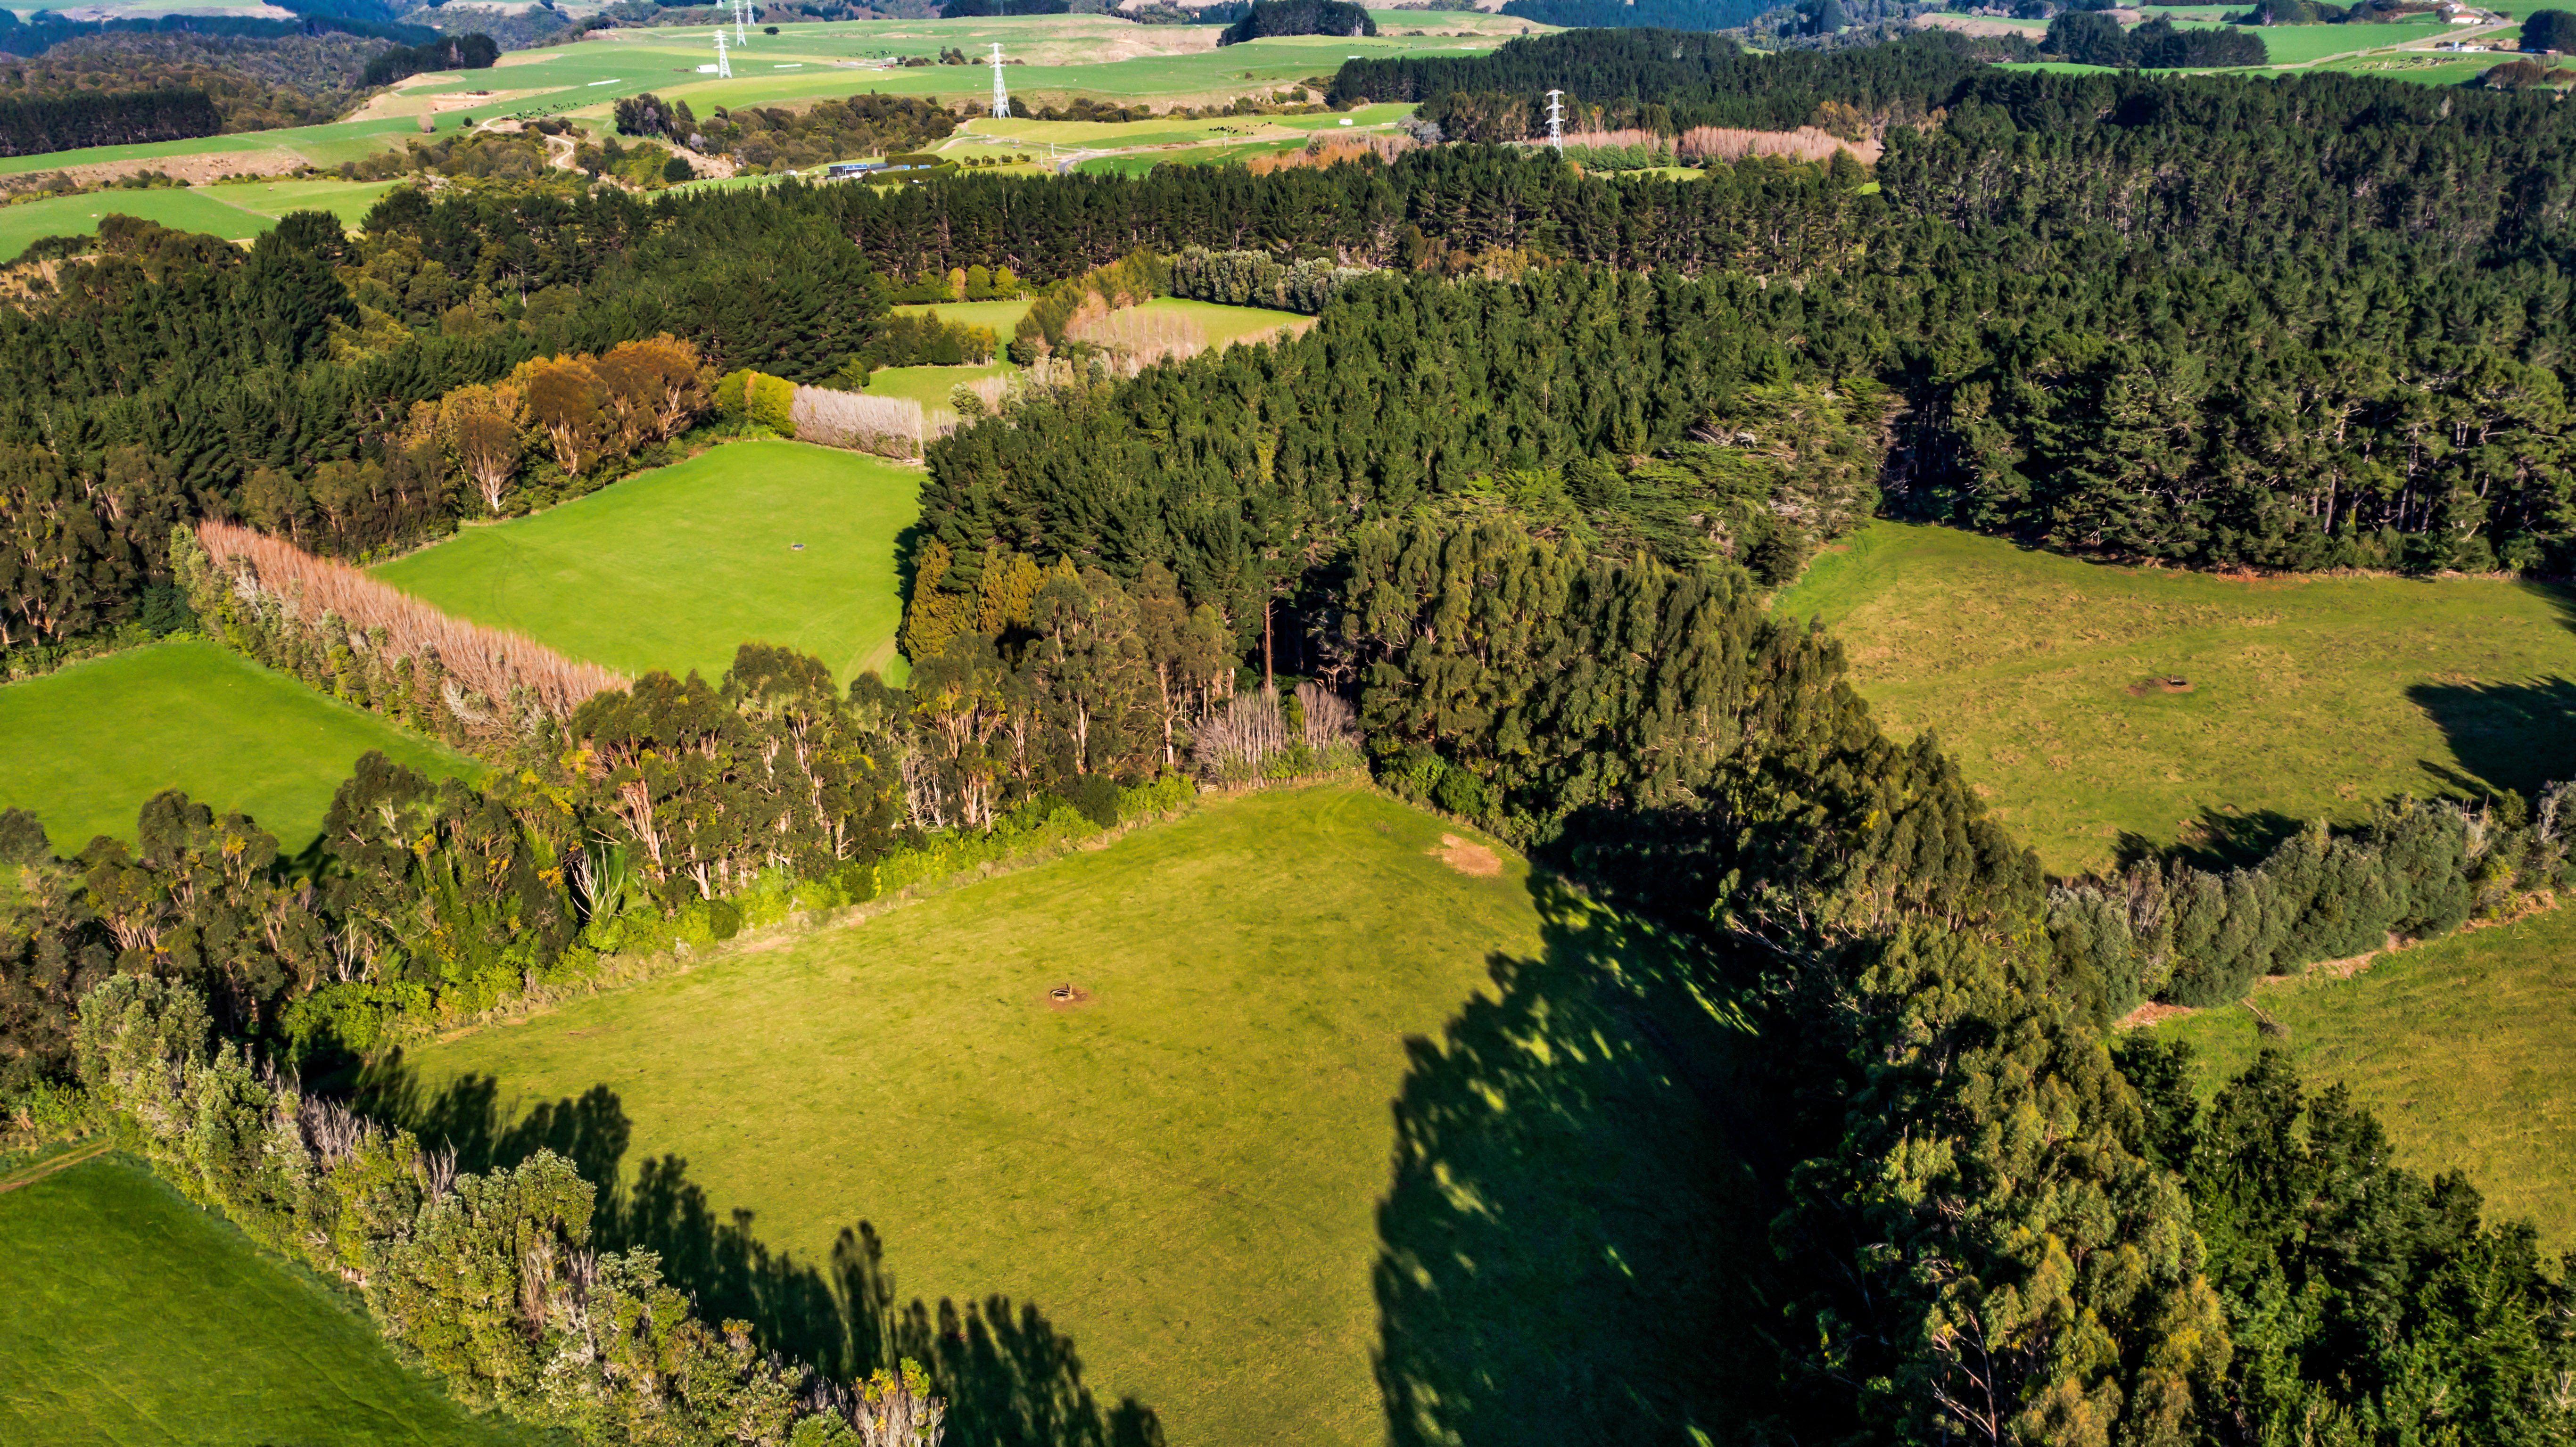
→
(0, 641, 473, 853)
(0, 1155, 529, 1445)
(1774, 522, 2576, 874)
(387, 783, 1757, 1445)
(372, 439, 920, 685)
(2151, 903, 2576, 1251)
(0, 180, 402, 260)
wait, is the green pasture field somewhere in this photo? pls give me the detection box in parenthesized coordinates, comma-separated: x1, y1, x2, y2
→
(372, 439, 920, 686)
(2253, 18, 2455, 62)
(867, 297, 1298, 405)
(2152, 903, 2576, 1252)
(0, 180, 400, 261)
(0, 115, 431, 181)
(1073, 153, 1163, 175)
(388, 782, 1756, 1446)
(2324, 51, 2503, 82)
(862, 360, 1011, 412)
(1131, 294, 1312, 343)
(0, 641, 474, 854)
(1773, 522, 2576, 875)
(892, 297, 1033, 333)
(0, 1155, 530, 1445)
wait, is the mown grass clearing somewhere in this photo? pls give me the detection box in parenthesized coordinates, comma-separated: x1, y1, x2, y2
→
(0, 641, 474, 853)
(386, 783, 1755, 1446)
(0, 1156, 531, 1446)
(1774, 522, 2576, 874)
(372, 439, 920, 685)
(2151, 902, 2576, 1251)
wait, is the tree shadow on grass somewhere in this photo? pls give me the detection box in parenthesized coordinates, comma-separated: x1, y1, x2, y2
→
(2408, 674, 2576, 799)
(2114, 806, 2307, 874)
(355, 1059, 1161, 1447)
(1374, 875, 1781, 1447)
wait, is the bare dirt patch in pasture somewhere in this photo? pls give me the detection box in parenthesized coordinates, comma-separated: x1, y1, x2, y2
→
(1043, 982, 1097, 1011)
(2125, 675, 2197, 696)
(1432, 833, 1502, 877)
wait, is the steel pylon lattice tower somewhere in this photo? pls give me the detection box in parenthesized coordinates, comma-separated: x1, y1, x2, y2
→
(713, 28, 731, 78)
(733, 0, 747, 45)
(989, 43, 1011, 119)
(1544, 88, 1565, 151)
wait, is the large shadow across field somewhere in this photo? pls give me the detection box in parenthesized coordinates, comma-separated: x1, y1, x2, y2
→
(1371, 878, 1780, 1446)
(358, 1067, 1165, 1447)
(360, 873, 1777, 1447)
(2409, 672, 2576, 798)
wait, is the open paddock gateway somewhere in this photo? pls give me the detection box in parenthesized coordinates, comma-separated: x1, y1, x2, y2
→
(0, 641, 475, 855)
(383, 784, 1769, 1446)
(371, 439, 920, 686)
(1773, 522, 2576, 875)
(0, 1154, 533, 1445)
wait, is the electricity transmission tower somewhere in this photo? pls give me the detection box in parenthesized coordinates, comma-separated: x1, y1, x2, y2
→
(737, 0, 751, 44)
(989, 43, 1011, 119)
(713, 28, 731, 78)
(1544, 88, 1565, 151)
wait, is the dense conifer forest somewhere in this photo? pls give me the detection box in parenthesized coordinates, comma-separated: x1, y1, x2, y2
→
(9, 23, 2576, 1446)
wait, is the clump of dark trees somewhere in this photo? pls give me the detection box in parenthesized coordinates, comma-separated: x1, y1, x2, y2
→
(0, 86, 219, 156)
(1217, 0, 1374, 44)
(359, 31, 498, 87)
(614, 90, 957, 172)
(2045, 10, 2270, 67)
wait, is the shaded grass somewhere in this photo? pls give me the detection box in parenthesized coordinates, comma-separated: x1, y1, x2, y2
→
(1773, 522, 2576, 873)
(0, 641, 475, 854)
(372, 439, 920, 685)
(2150, 902, 2576, 1252)
(0, 1155, 530, 1446)
(385, 783, 1758, 1446)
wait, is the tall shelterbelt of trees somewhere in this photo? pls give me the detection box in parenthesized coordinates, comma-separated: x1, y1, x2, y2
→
(0, 86, 220, 155)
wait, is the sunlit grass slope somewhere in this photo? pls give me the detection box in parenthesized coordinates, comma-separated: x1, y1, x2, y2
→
(1774, 522, 2576, 873)
(2152, 903, 2576, 1251)
(0, 641, 474, 853)
(373, 439, 919, 685)
(391, 784, 1750, 1445)
(0, 1155, 529, 1446)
